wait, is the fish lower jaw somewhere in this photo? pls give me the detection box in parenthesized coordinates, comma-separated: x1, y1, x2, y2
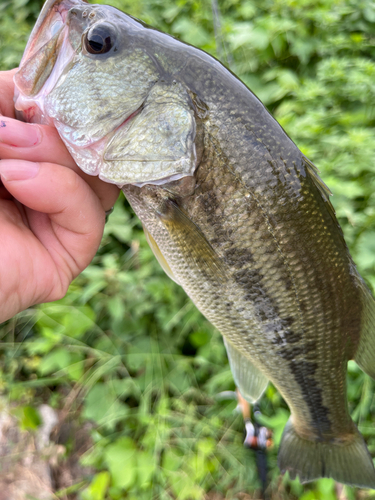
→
(14, 94, 47, 125)
(127, 172, 194, 188)
(61, 131, 196, 188)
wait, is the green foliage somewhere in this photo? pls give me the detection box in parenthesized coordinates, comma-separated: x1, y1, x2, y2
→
(1, 0, 375, 498)
(81, 471, 111, 500)
(12, 404, 41, 430)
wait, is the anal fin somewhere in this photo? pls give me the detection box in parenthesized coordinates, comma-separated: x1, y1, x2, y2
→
(224, 338, 268, 403)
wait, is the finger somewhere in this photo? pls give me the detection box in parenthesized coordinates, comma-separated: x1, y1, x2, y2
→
(0, 116, 120, 211)
(0, 69, 17, 118)
(0, 159, 105, 282)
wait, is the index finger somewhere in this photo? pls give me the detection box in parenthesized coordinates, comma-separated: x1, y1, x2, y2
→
(0, 69, 18, 119)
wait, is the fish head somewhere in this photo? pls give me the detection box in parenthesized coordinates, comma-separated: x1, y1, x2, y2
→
(14, 0, 198, 186)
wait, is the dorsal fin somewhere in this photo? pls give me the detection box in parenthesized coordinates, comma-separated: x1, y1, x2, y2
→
(303, 156, 347, 243)
(303, 157, 332, 202)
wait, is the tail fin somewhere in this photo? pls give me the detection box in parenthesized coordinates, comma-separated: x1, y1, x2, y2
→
(278, 418, 375, 489)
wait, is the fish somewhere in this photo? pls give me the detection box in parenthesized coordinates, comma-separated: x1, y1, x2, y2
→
(14, 0, 375, 488)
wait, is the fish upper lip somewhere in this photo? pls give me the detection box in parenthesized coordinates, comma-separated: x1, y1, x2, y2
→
(20, 0, 82, 66)
(14, 0, 91, 122)
(15, 0, 122, 122)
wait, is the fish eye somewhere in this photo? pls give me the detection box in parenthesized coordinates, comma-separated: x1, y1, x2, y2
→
(84, 24, 115, 55)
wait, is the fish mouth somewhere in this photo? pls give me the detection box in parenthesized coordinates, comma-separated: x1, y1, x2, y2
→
(14, 0, 86, 123)
(20, 0, 83, 68)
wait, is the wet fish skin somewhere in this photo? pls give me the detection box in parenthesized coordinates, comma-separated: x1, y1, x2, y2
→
(14, 0, 375, 488)
(124, 48, 361, 439)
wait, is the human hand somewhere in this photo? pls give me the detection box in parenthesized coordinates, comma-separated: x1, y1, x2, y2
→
(0, 69, 120, 323)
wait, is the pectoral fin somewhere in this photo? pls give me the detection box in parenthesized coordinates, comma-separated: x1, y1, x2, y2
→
(143, 225, 180, 285)
(223, 338, 268, 403)
(160, 199, 227, 283)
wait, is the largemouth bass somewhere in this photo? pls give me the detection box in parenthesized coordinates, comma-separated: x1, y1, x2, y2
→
(14, 0, 375, 488)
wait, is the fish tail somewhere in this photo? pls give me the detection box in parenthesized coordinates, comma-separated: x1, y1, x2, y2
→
(278, 418, 375, 489)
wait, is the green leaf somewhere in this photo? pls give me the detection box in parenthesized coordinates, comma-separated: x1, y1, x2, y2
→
(81, 471, 110, 500)
(172, 18, 210, 46)
(104, 437, 137, 490)
(136, 451, 155, 488)
(356, 231, 375, 271)
(189, 331, 210, 348)
(12, 406, 41, 431)
(83, 383, 128, 429)
(38, 348, 71, 376)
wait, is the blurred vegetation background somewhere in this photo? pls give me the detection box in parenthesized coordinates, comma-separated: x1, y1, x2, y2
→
(1, 0, 375, 498)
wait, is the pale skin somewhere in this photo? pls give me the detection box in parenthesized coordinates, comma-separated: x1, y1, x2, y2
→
(0, 69, 120, 323)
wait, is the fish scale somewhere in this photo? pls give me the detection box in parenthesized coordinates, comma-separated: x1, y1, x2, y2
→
(123, 125, 353, 440)
(15, 0, 375, 487)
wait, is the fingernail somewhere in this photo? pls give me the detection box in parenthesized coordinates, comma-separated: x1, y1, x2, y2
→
(0, 118, 41, 147)
(0, 160, 40, 181)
